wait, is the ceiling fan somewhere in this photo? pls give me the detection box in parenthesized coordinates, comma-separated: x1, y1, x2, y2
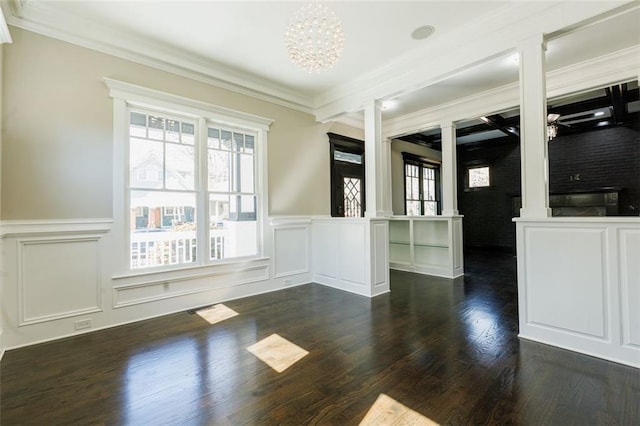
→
(547, 113, 561, 140)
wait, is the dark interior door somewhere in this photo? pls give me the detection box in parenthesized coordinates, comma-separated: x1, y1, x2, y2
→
(333, 163, 365, 217)
(328, 133, 365, 217)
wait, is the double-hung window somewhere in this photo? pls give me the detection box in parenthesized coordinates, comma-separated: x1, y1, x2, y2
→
(403, 153, 441, 216)
(107, 79, 271, 273)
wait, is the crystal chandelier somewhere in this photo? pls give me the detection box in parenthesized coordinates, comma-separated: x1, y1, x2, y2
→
(284, 2, 345, 73)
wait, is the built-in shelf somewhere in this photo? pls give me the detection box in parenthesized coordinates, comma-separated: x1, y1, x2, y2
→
(389, 216, 464, 279)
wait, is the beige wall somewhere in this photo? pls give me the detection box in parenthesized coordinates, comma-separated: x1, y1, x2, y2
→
(1, 27, 344, 219)
(391, 139, 442, 215)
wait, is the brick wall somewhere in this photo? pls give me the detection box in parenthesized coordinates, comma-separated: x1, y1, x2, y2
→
(457, 138, 520, 252)
(549, 125, 640, 216)
(457, 123, 640, 251)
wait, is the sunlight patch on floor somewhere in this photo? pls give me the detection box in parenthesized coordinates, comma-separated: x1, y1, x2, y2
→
(196, 304, 239, 325)
(359, 394, 440, 426)
(246, 333, 309, 373)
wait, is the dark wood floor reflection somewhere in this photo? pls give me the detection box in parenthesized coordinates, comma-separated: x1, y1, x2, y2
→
(2, 251, 639, 425)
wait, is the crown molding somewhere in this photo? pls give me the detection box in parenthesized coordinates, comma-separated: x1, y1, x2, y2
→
(382, 45, 640, 139)
(0, 3, 12, 43)
(4, 0, 315, 114)
(104, 78, 274, 131)
(315, 1, 632, 122)
(333, 113, 364, 129)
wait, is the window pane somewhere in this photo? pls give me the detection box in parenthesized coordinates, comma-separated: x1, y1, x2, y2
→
(166, 119, 180, 142)
(469, 166, 490, 188)
(130, 190, 196, 269)
(234, 132, 244, 152)
(130, 138, 163, 189)
(208, 150, 231, 192)
(424, 201, 437, 216)
(240, 154, 254, 193)
(208, 128, 220, 149)
(244, 135, 255, 154)
(221, 130, 233, 151)
(411, 177, 419, 199)
(406, 200, 420, 216)
(130, 112, 147, 138)
(165, 144, 195, 190)
(334, 150, 362, 164)
(209, 194, 257, 260)
(148, 115, 164, 140)
(181, 122, 195, 145)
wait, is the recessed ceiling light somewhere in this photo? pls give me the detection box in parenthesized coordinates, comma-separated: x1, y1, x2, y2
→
(411, 25, 435, 40)
(594, 111, 605, 117)
(381, 100, 396, 110)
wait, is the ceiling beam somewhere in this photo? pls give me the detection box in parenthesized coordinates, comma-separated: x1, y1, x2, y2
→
(479, 115, 520, 140)
(606, 84, 629, 124)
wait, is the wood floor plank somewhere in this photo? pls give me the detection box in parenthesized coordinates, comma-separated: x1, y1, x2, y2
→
(1, 251, 638, 425)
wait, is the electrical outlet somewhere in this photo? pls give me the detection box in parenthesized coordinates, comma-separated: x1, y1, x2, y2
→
(74, 319, 92, 331)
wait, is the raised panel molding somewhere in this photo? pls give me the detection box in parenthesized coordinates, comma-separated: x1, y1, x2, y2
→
(271, 220, 311, 279)
(113, 264, 269, 308)
(18, 236, 103, 325)
(373, 222, 388, 287)
(339, 223, 366, 286)
(524, 227, 607, 339)
(619, 228, 640, 348)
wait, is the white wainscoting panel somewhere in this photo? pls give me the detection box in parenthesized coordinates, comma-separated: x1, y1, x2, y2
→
(338, 222, 366, 286)
(113, 264, 269, 308)
(516, 218, 640, 368)
(272, 222, 310, 279)
(312, 221, 338, 281)
(525, 227, 606, 338)
(372, 222, 388, 288)
(619, 228, 640, 348)
(453, 219, 463, 271)
(312, 218, 389, 297)
(19, 236, 103, 325)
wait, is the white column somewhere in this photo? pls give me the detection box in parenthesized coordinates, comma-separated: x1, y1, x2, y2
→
(518, 34, 552, 218)
(364, 100, 391, 217)
(441, 122, 458, 216)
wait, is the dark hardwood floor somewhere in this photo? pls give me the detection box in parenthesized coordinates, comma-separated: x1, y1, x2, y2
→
(2, 251, 639, 425)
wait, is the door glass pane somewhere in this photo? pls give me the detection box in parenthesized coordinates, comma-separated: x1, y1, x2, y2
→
(343, 177, 362, 217)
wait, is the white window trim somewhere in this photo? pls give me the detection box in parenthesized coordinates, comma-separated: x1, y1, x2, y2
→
(105, 78, 273, 277)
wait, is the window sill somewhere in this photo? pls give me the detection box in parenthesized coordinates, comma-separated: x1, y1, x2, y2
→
(112, 256, 270, 282)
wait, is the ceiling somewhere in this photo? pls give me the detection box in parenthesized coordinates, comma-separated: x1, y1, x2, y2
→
(1, 1, 639, 122)
(398, 81, 640, 148)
